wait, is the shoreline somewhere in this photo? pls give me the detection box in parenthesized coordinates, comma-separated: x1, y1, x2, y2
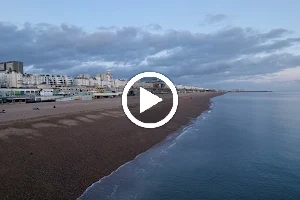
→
(78, 106, 212, 199)
(0, 92, 224, 200)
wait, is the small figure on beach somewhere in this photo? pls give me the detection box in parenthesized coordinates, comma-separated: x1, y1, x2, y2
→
(53, 106, 56, 108)
(1, 109, 5, 113)
(33, 107, 39, 110)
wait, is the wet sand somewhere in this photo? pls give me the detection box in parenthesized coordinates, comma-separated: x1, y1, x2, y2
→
(0, 92, 224, 200)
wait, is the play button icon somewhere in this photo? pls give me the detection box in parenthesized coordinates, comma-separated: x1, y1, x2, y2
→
(140, 87, 162, 113)
(122, 72, 178, 129)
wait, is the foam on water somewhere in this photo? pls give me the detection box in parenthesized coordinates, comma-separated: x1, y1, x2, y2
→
(77, 102, 214, 200)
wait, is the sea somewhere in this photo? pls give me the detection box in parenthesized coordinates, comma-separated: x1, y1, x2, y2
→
(78, 92, 300, 200)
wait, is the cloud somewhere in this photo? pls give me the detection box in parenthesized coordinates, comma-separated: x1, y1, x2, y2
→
(199, 14, 228, 26)
(223, 66, 300, 83)
(204, 14, 228, 24)
(146, 24, 162, 31)
(1, 21, 300, 89)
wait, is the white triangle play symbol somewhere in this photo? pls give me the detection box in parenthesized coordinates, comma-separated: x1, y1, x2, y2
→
(140, 87, 163, 113)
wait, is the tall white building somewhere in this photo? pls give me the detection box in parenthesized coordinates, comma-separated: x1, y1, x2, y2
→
(73, 73, 114, 87)
(114, 79, 128, 88)
(74, 77, 110, 87)
(74, 74, 100, 87)
(106, 71, 112, 88)
(0, 72, 6, 87)
(89, 78, 97, 87)
(95, 74, 108, 81)
(23, 74, 44, 86)
(74, 78, 90, 86)
(0, 71, 23, 88)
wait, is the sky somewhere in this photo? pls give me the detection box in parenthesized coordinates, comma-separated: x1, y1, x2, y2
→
(1, 0, 300, 91)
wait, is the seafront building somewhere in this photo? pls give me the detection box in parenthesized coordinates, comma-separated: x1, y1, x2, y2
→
(0, 61, 24, 88)
(73, 72, 128, 91)
(74, 74, 108, 87)
(0, 71, 24, 88)
(0, 61, 24, 74)
(175, 84, 208, 92)
(23, 74, 74, 87)
(0, 60, 209, 103)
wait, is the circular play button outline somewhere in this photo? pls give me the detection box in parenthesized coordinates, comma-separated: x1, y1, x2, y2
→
(122, 72, 178, 129)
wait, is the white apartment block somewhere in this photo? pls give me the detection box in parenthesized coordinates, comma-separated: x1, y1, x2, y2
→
(74, 78, 90, 86)
(39, 74, 74, 86)
(74, 77, 111, 87)
(22, 74, 74, 87)
(176, 84, 206, 90)
(95, 74, 108, 81)
(114, 79, 128, 88)
(74, 74, 113, 87)
(0, 71, 24, 88)
(23, 74, 44, 86)
(0, 73, 75, 88)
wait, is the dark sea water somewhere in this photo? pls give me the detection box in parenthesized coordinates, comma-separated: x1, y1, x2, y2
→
(78, 92, 300, 200)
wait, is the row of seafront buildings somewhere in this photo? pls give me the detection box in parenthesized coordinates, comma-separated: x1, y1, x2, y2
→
(0, 61, 207, 91)
(0, 61, 127, 89)
(0, 60, 209, 103)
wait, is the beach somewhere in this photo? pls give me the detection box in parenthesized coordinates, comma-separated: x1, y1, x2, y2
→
(0, 92, 223, 200)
